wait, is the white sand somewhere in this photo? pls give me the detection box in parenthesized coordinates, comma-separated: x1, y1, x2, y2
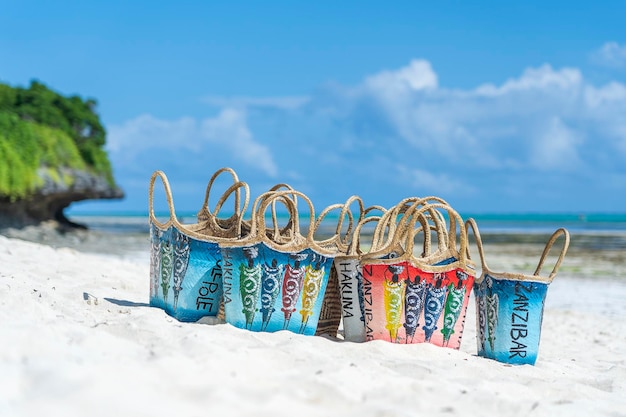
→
(1, 234, 625, 417)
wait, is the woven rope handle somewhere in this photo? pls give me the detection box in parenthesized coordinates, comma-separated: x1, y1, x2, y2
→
(247, 191, 295, 244)
(401, 203, 468, 265)
(312, 203, 353, 253)
(533, 228, 570, 282)
(335, 195, 365, 252)
(267, 183, 298, 240)
(198, 167, 241, 221)
(148, 170, 176, 229)
(347, 215, 383, 257)
(464, 218, 489, 271)
(313, 195, 365, 253)
(396, 206, 436, 261)
(250, 189, 318, 251)
(390, 197, 452, 258)
(211, 181, 251, 238)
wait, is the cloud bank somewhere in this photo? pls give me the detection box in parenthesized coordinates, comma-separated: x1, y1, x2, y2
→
(106, 57, 626, 213)
(592, 42, 626, 68)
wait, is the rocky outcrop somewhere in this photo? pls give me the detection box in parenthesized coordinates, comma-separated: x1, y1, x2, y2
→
(0, 167, 124, 229)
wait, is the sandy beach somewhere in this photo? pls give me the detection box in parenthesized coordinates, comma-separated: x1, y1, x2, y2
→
(1, 228, 626, 417)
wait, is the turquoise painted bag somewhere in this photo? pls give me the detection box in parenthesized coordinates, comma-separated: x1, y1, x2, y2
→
(220, 190, 343, 335)
(148, 169, 250, 322)
(466, 218, 570, 365)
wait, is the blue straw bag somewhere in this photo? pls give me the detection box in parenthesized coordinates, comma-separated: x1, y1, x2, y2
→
(466, 218, 570, 365)
(148, 169, 250, 322)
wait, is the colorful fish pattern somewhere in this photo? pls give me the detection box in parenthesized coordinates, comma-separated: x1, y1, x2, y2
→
(149, 224, 224, 322)
(172, 230, 190, 310)
(403, 277, 427, 343)
(260, 261, 284, 330)
(441, 271, 469, 344)
(221, 244, 334, 335)
(299, 262, 327, 331)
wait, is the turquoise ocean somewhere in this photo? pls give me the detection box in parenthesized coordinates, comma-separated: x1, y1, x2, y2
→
(68, 212, 626, 252)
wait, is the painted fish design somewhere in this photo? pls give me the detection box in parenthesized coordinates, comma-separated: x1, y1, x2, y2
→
(383, 264, 406, 343)
(149, 224, 161, 300)
(259, 259, 284, 330)
(160, 238, 174, 300)
(281, 258, 306, 328)
(485, 275, 499, 352)
(476, 281, 488, 353)
(239, 262, 262, 329)
(422, 273, 448, 342)
(486, 293, 499, 351)
(172, 230, 190, 310)
(403, 276, 427, 343)
(441, 271, 469, 345)
(299, 260, 327, 333)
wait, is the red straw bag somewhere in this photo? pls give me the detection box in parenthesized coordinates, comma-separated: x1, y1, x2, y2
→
(360, 202, 476, 348)
(337, 197, 450, 342)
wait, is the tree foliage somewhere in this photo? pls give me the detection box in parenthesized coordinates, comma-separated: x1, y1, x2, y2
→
(0, 80, 114, 199)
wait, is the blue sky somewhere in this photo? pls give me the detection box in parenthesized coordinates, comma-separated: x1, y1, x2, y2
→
(1, 1, 626, 214)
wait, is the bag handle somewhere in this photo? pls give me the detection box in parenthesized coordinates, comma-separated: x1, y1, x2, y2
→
(464, 218, 489, 271)
(197, 167, 241, 222)
(398, 202, 469, 267)
(266, 183, 298, 242)
(466, 218, 570, 283)
(348, 214, 430, 259)
(346, 215, 384, 257)
(248, 189, 309, 251)
(533, 228, 570, 282)
(211, 181, 252, 238)
(312, 195, 364, 253)
(381, 197, 451, 258)
(361, 205, 433, 262)
(148, 170, 176, 229)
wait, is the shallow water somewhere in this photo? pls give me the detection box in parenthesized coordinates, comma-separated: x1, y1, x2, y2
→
(3, 213, 625, 281)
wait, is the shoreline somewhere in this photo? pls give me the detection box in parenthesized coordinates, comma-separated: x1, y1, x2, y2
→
(2, 220, 625, 282)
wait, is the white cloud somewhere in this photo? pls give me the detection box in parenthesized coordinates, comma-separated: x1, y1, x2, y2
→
(200, 109, 278, 177)
(585, 82, 626, 107)
(592, 41, 626, 68)
(475, 65, 582, 96)
(106, 59, 626, 212)
(107, 109, 278, 177)
(531, 118, 583, 170)
(107, 114, 198, 153)
(397, 166, 469, 195)
(365, 59, 438, 93)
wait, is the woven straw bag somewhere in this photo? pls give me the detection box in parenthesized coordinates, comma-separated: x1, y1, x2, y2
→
(219, 189, 343, 335)
(148, 169, 250, 322)
(359, 202, 476, 347)
(337, 197, 451, 342)
(466, 218, 570, 365)
(312, 196, 368, 337)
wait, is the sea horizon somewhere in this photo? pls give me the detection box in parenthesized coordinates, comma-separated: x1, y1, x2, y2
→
(64, 210, 626, 252)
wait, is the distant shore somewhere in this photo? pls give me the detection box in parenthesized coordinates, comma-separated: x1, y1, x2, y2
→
(2, 214, 625, 282)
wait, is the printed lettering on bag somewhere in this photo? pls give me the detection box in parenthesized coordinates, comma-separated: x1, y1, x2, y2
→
(339, 262, 354, 318)
(362, 265, 374, 341)
(196, 260, 222, 311)
(509, 281, 532, 359)
(222, 250, 233, 305)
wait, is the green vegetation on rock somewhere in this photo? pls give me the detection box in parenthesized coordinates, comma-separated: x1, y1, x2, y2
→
(0, 80, 115, 200)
